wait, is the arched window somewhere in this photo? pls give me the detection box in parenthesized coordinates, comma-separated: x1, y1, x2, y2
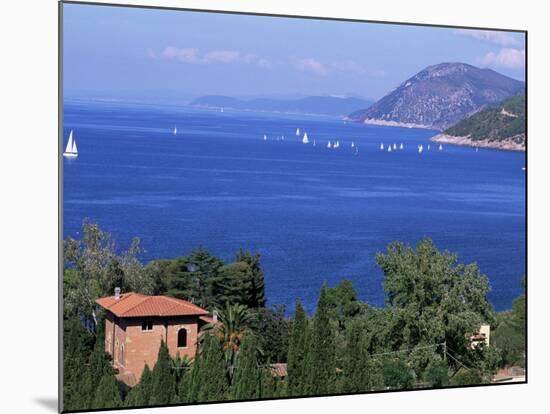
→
(177, 328, 188, 348)
(118, 344, 125, 366)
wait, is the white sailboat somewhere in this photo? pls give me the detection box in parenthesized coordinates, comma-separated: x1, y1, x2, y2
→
(439, 144, 443, 151)
(282, 135, 285, 141)
(418, 144, 424, 154)
(393, 143, 397, 150)
(399, 143, 404, 150)
(334, 140, 340, 149)
(351, 141, 355, 148)
(220, 107, 224, 113)
(263, 134, 267, 141)
(327, 141, 332, 148)
(173, 126, 177, 135)
(380, 143, 384, 150)
(63, 130, 78, 158)
(302, 132, 310, 144)
(296, 128, 300, 136)
(427, 144, 431, 151)
(388, 146, 392, 152)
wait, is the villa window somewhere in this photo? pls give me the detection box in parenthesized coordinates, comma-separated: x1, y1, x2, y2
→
(141, 320, 153, 331)
(177, 328, 188, 348)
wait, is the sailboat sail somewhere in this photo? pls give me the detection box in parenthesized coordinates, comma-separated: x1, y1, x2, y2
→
(65, 131, 74, 153)
(71, 135, 78, 153)
(327, 141, 332, 148)
(173, 126, 177, 135)
(380, 143, 384, 150)
(302, 132, 310, 144)
(63, 130, 78, 157)
(296, 128, 300, 136)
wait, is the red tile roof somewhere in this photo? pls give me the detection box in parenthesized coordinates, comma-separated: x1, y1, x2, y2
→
(95, 292, 209, 318)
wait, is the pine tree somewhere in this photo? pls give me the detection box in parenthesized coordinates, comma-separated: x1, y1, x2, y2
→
(236, 249, 266, 308)
(286, 302, 309, 396)
(92, 373, 122, 409)
(189, 334, 229, 402)
(168, 247, 223, 308)
(231, 333, 259, 400)
(149, 341, 177, 406)
(304, 285, 336, 395)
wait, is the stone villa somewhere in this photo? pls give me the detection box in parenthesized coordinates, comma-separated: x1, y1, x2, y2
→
(95, 289, 215, 386)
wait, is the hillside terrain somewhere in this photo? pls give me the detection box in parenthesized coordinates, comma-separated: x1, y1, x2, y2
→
(432, 95, 525, 151)
(348, 62, 524, 130)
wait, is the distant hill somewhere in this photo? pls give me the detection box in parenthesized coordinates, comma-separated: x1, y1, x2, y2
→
(190, 95, 374, 117)
(432, 95, 526, 151)
(348, 62, 524, 130)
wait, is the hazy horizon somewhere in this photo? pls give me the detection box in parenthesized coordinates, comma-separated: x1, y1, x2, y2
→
(63, 3, 526, 104)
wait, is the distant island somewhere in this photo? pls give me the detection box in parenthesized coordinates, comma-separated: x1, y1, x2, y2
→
(347, 62, 524, 131)
(190, 95, 374, 117)
(431, 95, 526, 151)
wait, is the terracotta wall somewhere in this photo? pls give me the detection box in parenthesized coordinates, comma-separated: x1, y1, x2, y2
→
(104, 314, 201, 384)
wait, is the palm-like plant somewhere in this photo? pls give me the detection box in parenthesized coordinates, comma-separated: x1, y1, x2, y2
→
(201, 303, 256, 382)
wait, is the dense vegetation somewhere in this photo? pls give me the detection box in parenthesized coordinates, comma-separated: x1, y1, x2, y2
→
(63, 222, 525, 411)
(444, 95, 526, 144)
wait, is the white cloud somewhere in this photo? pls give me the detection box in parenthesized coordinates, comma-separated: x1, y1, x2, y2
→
(293, 58, 328, 76)
(331, 60, 366, 74)
(203, 50, 241, 64)
(456, 29, 520, 47)
(153, 47, 271, 68)
(479, 48, 525, 69)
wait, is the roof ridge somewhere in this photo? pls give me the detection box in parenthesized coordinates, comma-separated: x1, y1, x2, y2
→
(117, 293, 150, 316)
(165, 295, 208, 311)
(106, 291, 136, 308)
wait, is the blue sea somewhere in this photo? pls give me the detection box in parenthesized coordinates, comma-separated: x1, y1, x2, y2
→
(63, 100, 526, 313)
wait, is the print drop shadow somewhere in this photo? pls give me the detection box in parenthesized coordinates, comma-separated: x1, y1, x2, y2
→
(34, 397, 58, 412)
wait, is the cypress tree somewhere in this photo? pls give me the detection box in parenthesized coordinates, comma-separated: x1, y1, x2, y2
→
(189, 334, 229, 402)
(124, 364, 153, 407)
(75, 366, 95, 410)
(124, 385, 143, 408)
(259, 366, 276, 399)
(231, 333, 259, 400)
(149, 341, 177, 406)
(342, 320, 371, 393)
(139, 364, 154, 405)
(286, 302, 309, 396)
(88, 325, 112, 389)
(305, 285, 336, 395)
(178, 367, 193, 403)
(92, 373, 122, 409)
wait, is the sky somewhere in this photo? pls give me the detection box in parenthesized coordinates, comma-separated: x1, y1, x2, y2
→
(63, 3, 526, 103)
